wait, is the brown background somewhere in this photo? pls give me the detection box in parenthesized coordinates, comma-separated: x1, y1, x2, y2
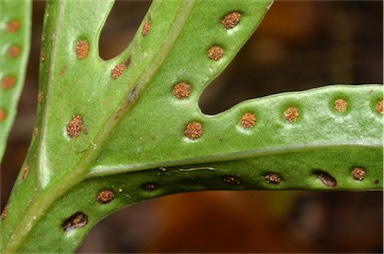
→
(1, 1, 383, 253)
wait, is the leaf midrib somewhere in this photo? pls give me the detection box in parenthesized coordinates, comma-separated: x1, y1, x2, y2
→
(87, 140, 382, 177)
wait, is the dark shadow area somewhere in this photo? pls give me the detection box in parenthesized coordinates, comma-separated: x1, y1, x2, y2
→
(99, 0, 151, 60)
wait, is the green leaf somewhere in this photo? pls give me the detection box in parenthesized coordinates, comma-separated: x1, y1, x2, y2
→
(0, 0, 382, 253)
(0, 0, 31, 161)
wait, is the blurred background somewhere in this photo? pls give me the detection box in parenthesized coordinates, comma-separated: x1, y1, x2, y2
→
(1, 0, 383, 253)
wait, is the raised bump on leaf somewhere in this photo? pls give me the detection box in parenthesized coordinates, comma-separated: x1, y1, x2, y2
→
(75, 40, 89, 59)
(97, 189, 115, 204)
(8, 45, 21, 58)
(222, 12, 241, 29)
(142, 19, 151, 36)
(62, 212, 88, 232)
(184, 121, 204, 140)
(264, 173, 282, 184)
(223, 175, 241, 185)
(314, 171, 337, 187)
(1, 206, 8, 221)
(208, 45, 224, 61)
(376, 100, 383, 115)
(7, 20, 20, 33)
(334, 99, 348, 112)
(142, 182, 159, 192)
(351, 167, 365, 181)
(284, 106, 299, 122)
(111, 63, 126, 79)
(173, 82, 191, 99)
(1, 76, 16, 90)
(240, 112, 256, 129)
(22, 165, 29, 181)
(66, 115, 83, 138)
(0, 109, 6, 122)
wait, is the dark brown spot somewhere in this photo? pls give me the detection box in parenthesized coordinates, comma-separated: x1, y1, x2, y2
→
(376, 100, 383, 115)
(334, 99, 348, 112)
(67, 115, 83, 138)
(374, 179, 379, 184)
(223, 175, 241, 185)
(7, 20, 20, 33)
(97, 189, 115, 204)
(241, 113, 256, 129)
(351, 167, 365, 181)
(284, 107, 299, 122)
(62, 212, 88, 232)
(33, 127, 39, 138)
(127, 84, 139, 103)
(8, 45, 21, 58)
(0, 109, 6, 122)
(222, 12, 241, 29)
(22, 165, 29, 181)
(38, 92, 44, 105)
(184, 121, 203, 140)
(173, 82, 191, 99)
(142, 20, 151, 36)
(111, 63, 126, 79)
(1, 76, 16, 90)
(59, 65, 68, 77)
(124, 56, 131, 67)
(76, 40, 89, 59)
(208, 46, 224, 61)
(264, 173, 281, 184)
(1, 206, 8, 221)
(314, 171, 337, 187)
(142, 182, 159, 192)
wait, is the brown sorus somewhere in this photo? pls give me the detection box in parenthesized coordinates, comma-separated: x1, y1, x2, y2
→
(1, 76, 16, 90)
(334, 99, 348, 112)
(223, 175, 241, 185)
(1, 206, 8, 221)
(376, 100, 383, 115)
(0, 109, 6, 122)
(241, 113, 256, 129)
(351, 167, 365, 181)
(184, 121, 203, 140)
(264, 173, 281, 184)
(222, 12, 241, 29)
(315, 171, 337, 187)
(8, 45, 21, 58)
(62, 212, 88, 232)
(22, 165, 29, 181)
(111, 63, 126, 79)
(97, 189, 115, 204)
(7, 20, 20, 33)
(142, 182, 159, 192)
(67, 115, 83, 138)
(208, 46, 224, 61)
(76, 40, 89, 59)
(38, 92, 44, 105)
(284, 107, 299, 122)
(173, 82, 191, 99)
(142, 20, 151, 36)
